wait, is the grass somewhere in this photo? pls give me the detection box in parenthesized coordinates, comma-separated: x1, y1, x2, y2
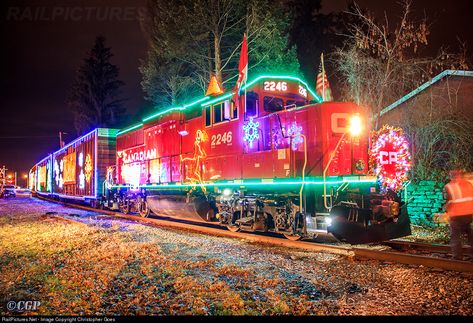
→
(0, 215, 332, 315)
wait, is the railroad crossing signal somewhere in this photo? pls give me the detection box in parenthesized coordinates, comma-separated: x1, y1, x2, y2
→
(0, 166, 7, 188)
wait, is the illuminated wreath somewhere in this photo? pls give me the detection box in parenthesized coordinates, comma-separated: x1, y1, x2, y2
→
(369, 125, 411, 192)
(355, 159, 366, 171)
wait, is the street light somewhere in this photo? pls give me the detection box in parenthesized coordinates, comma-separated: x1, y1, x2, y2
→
(323, 114, 363, 210)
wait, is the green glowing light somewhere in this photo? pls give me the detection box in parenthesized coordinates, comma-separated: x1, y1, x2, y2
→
(142, 96, 211, 123)
(242, 75, 322, 103)
(112, 176, 376, 190)
(117, 123, 143, 136)
(120, 74, 321, 135)
(200, 75, 322, 108)
(200, 93, 233, 107)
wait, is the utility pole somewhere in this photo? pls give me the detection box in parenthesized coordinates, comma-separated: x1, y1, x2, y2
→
(59, 131, 67, 148)
(14, 171, 17, 187)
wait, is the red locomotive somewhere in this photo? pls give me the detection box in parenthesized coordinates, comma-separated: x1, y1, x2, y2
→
(31, 74, 411, 244)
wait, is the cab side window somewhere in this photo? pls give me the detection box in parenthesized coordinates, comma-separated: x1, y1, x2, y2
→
(245, 92, 258, 120)
(205, 106, 211, 126)
(213, 103, 223, 123)
(209, 100, 237, 126)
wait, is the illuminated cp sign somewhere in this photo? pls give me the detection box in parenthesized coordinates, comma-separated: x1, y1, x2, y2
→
(379, 151, 398, 165)
(370, 125, 411, 192)
(331, 113, 349, 133)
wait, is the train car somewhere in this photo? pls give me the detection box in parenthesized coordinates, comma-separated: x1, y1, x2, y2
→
(110, 74, 411, 244)
(28, 167, 36, 191)
(32, 155, 53, 196)
(31, 128, 118, 206)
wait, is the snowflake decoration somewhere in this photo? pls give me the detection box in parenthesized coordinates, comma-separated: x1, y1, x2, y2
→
(84, 154, 93, 183)
(287, 122, 303, 151)
(79, 170, 85, 189)
(54, 159, 60, 185)
(78, 152, 84, 167)
(243, 117, 260, 145)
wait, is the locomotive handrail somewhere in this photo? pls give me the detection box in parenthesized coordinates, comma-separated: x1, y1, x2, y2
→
(291, 133, 307, 213)
(323, 132, 348, 211)
(323, 114, 363, 211)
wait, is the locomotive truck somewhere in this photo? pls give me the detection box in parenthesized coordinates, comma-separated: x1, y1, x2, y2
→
(30, 74, 411, 244)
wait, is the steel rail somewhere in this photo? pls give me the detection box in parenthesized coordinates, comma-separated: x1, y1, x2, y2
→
(35, 196, 473, 272)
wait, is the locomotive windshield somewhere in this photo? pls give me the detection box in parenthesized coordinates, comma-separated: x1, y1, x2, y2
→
(264, 96, 284, 112)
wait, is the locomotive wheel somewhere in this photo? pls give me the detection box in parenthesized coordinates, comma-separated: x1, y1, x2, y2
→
(226, 211, 241, 232)
(226, 224, 241, 232)
(283, 233, 302, 241)
(139, 200, 150, 218)
(120, 201, 130, 214)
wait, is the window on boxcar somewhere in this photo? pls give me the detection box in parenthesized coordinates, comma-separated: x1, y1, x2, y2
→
(264, 96, 284, 112)
(245, 91, 258, 120)
(286, 100, 305, 108)
(205, 106, 211, 126)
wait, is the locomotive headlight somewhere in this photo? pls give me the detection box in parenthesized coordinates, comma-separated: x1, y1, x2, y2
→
(349, 115, 362, 137)
(325, 217, 333, 227)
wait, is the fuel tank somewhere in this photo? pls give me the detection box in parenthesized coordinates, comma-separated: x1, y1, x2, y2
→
(146, 191, 216, 222)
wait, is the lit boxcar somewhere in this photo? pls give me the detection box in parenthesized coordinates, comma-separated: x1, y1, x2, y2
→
(31, 128, 118, 206)
(111, 75, 411, 243)
(32, 155, 53, 196)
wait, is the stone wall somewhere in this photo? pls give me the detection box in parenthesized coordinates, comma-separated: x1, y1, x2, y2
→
(404, 181, 445, 225)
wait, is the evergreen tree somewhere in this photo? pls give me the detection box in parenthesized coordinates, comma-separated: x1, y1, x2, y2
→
(67, 35, 126, 135)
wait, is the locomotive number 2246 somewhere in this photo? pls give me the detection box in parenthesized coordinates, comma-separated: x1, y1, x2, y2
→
(211, 131, 233, 147)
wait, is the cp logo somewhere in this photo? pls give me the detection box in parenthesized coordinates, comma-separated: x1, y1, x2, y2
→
(380, 151, 398, 165)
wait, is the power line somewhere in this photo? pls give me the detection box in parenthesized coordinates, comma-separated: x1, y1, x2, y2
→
(0, 135, 60, 139)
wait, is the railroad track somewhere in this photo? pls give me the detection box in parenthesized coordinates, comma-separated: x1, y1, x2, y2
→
(35, 196, 473, 273)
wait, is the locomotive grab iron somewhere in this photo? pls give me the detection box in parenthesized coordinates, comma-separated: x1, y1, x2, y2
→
(30, 74, 411, 244)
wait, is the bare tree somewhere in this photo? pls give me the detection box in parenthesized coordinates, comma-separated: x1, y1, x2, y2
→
(334, 0, 469, 130)
(140, 0, 300, 109)
(397, 80, 473, 180)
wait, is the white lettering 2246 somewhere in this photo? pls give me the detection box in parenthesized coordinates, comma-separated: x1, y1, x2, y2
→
(211, 131, 232, 147)
(264, 81, 287, 92)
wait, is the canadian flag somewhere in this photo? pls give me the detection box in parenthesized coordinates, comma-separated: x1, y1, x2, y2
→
(233, 33, 248, 107)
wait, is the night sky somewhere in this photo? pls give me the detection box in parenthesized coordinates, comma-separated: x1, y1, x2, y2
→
(1, 0, 473, 184)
